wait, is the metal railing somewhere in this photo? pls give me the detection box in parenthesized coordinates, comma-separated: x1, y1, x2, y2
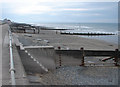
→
(9, 29, 16, 85)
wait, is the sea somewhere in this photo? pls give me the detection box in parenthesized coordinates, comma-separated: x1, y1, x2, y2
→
(37, 23, 118, 45)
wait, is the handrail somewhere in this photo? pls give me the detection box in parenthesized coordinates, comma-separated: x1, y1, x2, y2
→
(9, 29, 16, 85)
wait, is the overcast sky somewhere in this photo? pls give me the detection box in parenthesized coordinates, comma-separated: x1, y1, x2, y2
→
(1, 0, 119, 23)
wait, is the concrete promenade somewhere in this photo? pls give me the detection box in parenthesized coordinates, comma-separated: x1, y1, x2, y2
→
(0, 21, 2, 86)
(2, 24, 29, 85)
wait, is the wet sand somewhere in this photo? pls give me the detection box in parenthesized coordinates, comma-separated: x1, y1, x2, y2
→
(16, 29, 118, 50)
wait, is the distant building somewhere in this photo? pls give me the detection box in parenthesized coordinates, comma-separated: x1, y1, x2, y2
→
(3, 19, 12, 25)
(10, 23, 39, 34)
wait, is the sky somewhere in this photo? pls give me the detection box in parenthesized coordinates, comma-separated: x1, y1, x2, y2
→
(1, 0, 119, 23)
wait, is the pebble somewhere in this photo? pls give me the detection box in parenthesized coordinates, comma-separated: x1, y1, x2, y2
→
(41, 66, 118, 85)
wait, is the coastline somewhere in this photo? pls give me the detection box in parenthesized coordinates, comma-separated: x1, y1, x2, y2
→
(16, 29, 118, 50)
(78, 35, 118, 45)
(2, 22, 119, 85)
(37, 22, 118, 47)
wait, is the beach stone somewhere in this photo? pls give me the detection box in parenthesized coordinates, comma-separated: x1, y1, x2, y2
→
(41, 66, 118, 85)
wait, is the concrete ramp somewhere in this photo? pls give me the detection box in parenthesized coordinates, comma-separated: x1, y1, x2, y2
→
(25, 47, 55, 71)
(16, 46, 56, 74)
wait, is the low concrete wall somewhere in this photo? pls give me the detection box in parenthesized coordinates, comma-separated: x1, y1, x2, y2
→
(16, 45, 120, 74)
(54, 53, 82, 67)
(55, 50, 120, 66)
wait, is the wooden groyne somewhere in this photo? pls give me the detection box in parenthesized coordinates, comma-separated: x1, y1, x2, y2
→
(39, 26, 73, 30)
(10, 22, 72, 34)
(10, 22, 40, 34)
(55, 49, 120, 57)
(41, 28, 72, 30)
(55, 48, 120, 66)
(61, 32, 116, 36)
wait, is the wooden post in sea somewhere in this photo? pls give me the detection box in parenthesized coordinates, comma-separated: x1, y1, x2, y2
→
(38, 27, 40, 34)
(80, 47, 85, 66)
(33, 29, 35, 34)
(114, 49, 119, 66)
(24, 29, 25, 33)
(58, 46, 62, 67)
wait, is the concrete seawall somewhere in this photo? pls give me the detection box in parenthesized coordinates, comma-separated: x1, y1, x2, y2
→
(16, 46, 56, 74)
(55, 50, 120, 57)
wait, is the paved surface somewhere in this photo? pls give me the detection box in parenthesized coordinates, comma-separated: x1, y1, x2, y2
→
(2, 24, 10, 85)
(2, 24, 30, 85)
(0, 21, 2, 86)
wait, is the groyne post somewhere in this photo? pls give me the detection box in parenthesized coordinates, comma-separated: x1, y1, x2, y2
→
(33, 29, 35, 34)
(24, 29, 25, 33)
(58, 46, 62, 67)
(80, 47, 85, 66)
(114, 49, 119, 66)
(38, 28, 40, 34)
